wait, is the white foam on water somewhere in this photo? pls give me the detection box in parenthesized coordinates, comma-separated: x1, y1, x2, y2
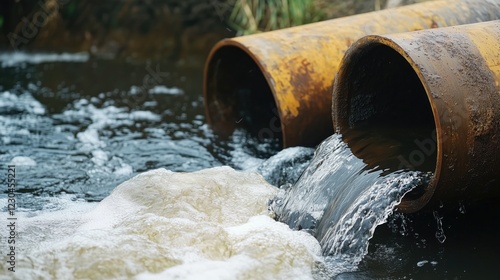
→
(64, 99, 162, 151)
(0, 91, 46, 115)
(60, 98, 162, 176)
(113, 163, 134, 176)
(90, 149, 109, 166)
(129, 110, 162, 122)
(3, 167, 326, 279)
(0, 90, 47, 146)
(0, 52, 90, 67)
(148, 85, 183, 95)
(8, 156, 37, 166)
(0, 195, 97, 274)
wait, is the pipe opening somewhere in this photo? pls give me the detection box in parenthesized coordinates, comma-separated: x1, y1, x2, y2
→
(334, 43, 437, 205)
(205, 45, 282, 146)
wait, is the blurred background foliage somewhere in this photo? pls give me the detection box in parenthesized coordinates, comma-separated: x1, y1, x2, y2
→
(0, 0, 431, 62)
(227, 0, 324, 35)
(227, 0, 432, 34)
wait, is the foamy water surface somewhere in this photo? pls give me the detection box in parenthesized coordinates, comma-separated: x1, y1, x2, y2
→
(1, 168, 326, 279)
(0, 52, 324, 279)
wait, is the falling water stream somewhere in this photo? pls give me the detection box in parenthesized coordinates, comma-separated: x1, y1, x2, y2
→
(271, 134, 432, 275)
(1, 53, 500, 279)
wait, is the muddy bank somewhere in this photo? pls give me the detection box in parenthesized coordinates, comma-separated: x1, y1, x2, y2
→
(0, 0, 235, 65)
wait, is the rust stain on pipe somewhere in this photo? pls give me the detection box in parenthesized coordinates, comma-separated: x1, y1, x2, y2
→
(204, 0, 500, 148)
(332, 20, 500, 212)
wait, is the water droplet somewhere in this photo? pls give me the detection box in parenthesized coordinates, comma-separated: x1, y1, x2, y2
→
(433, 210, 447, 243)
(458, 200, 466, 214)
(417, 260, 429, 267)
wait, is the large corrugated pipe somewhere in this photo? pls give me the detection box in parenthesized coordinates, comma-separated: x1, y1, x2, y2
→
(332, 20, 500, 213)
(204, 0, 500, 148)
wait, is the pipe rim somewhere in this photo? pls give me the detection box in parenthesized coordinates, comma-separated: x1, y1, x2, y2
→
(203, 38, 287, 147)
(332, 35, 443, 213)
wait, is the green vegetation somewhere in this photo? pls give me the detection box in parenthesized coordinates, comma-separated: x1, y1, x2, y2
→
(64, 1, 79, 18)
(225, 0, 432, 35)
(227, 0, 325, 35)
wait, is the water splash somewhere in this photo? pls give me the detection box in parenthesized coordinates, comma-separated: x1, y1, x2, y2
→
(1, 167, 326, 279)
(270, 134, 432, 275)
(433, 210, 447, 244)
(320, 172, 429, 273)
(256, 146, 314, 187)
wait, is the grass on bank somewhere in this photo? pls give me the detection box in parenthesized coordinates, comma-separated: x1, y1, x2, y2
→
(226, 0, 432, 35)
(227, 0, 324, 35)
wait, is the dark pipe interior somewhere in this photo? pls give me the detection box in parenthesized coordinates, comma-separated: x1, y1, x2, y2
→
(205, 46, 282, 145)
(335, 44, 437, 200)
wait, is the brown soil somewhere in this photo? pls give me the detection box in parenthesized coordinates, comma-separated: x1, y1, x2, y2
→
(0, 0, 235, 65)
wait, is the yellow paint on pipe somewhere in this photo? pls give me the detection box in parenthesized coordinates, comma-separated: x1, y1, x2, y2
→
(467, 26, 500, 88)
(332, 20, 500, 212)
(204, 0, 500, 147)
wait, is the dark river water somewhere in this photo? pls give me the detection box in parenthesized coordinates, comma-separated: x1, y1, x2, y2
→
(0, 53, 499, 279)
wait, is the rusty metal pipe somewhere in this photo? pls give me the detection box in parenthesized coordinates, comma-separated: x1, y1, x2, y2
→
(204, 0, 500, 148)
(332, 20, 500, 212)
